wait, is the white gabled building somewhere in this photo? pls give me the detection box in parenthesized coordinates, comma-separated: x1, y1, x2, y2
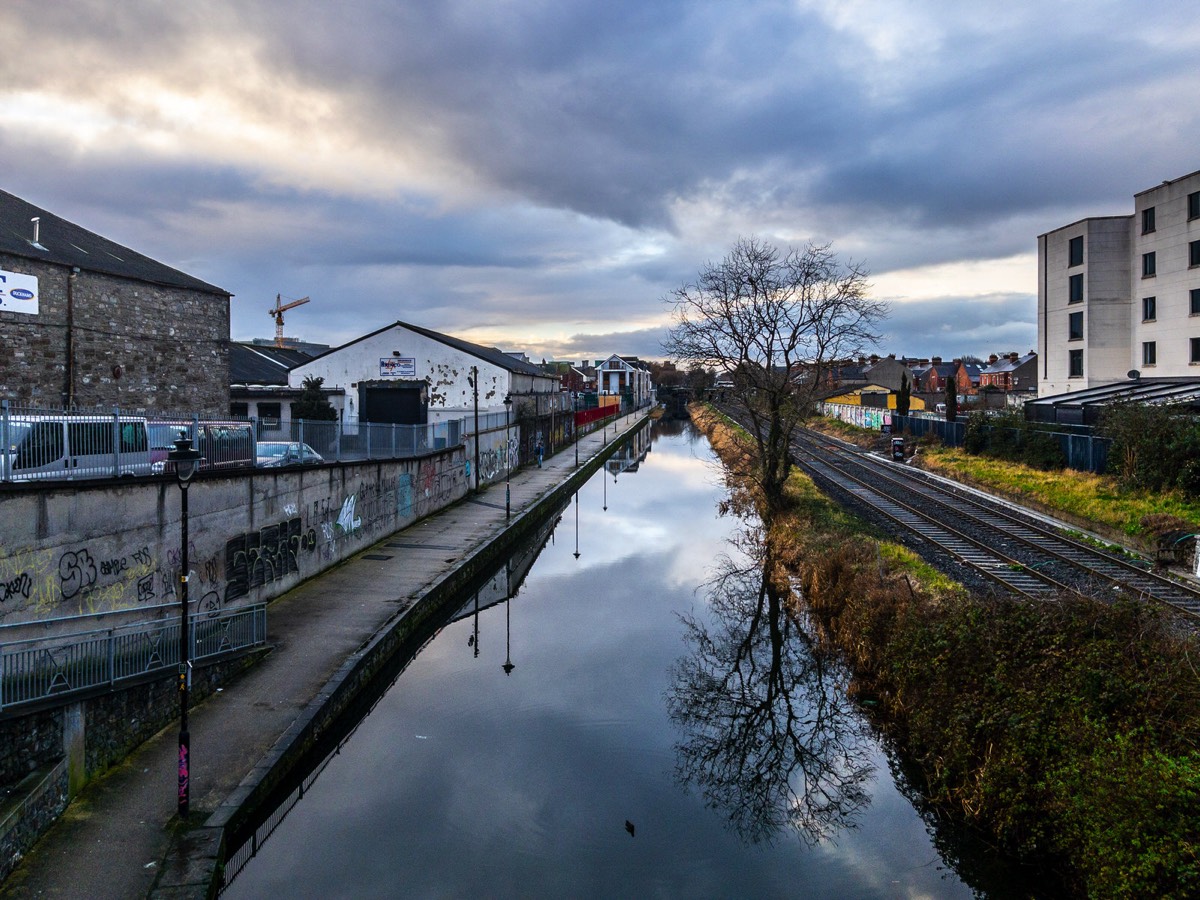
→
(289, 320, 561, 426)
(595, 354, 653, 406)
(1038, 169, 1200, 396)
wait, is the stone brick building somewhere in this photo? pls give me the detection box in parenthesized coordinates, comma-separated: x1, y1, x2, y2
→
(0, 189, 231, 415)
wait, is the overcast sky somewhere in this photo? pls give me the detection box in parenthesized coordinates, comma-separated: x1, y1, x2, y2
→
(4, 1, 1198, 363)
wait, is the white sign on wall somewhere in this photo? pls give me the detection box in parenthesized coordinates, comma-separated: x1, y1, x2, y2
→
(0, 269, 39, 315)
(379, 357, 416, 378)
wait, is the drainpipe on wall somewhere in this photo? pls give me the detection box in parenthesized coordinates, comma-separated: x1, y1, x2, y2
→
(64, 267, 79, 408)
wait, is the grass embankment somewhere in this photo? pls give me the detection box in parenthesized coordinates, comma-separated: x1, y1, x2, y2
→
(691, 403, 1200, 899)
(918, 444, 1200, 546)
(807, 415, 1200, 548)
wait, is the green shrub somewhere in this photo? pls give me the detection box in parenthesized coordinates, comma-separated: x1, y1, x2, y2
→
(1099, 402, 1200, 497)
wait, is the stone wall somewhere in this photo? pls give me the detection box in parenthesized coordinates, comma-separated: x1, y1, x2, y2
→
(0, 708, 61, 787)
(0, 252, 229, 415)
(0, 761, 68, 883)
(0, 448, 469, 635)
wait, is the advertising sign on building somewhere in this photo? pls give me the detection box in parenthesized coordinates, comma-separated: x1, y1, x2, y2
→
(0, 269, 39, 315)
(379, 357, 417, 378)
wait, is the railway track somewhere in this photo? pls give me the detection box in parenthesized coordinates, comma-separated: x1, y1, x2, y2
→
(789, 428, 1200, 619)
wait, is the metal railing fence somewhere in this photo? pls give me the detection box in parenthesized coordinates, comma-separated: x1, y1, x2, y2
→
(0, 604, 266, 712)
(2, 393, 653, 484)
(0, 400, 469, 483)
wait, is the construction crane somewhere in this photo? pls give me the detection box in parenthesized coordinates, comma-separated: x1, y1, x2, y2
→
(268, 294, 310, 348)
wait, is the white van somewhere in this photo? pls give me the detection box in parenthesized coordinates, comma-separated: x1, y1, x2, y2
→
(2, 414, 151, 481)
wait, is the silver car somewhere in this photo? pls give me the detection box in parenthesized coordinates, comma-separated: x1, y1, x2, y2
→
(256, 441, 324, 467)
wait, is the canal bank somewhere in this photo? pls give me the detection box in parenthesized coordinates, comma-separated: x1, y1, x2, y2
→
(0, 410, 651, 900)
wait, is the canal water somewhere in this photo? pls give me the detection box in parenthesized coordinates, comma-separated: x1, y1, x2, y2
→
(223, 419, 1022, 899)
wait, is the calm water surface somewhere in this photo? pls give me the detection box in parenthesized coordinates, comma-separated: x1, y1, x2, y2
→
(225, 421, 1012, 899)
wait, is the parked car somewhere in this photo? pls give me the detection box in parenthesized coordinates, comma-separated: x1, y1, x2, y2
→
(150, 421, 255, 474)
(256, 441, 324, 467)
(2, 414, 151, 481)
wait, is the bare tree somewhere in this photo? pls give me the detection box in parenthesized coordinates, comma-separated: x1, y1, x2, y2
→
(664, 237, 885, 515)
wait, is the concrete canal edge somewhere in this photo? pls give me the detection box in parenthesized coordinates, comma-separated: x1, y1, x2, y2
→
(150, 414, 651, 899)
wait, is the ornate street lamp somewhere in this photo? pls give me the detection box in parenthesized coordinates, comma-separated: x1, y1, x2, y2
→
(469, 366, 480, 492)
(167, 436, 203, 819)
(504, 393, 512, 522)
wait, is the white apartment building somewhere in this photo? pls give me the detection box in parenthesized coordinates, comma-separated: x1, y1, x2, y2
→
(1037, 169, 1200, 396)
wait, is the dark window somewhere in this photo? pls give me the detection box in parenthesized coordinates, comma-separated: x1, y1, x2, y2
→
(1068, 235, 1084, 267)
(230, 402, 249, 418)
(1142, 296, 1157, 321)
(1191, 240, 1200, 268)
(1142, 206, 1156, 234)
(257, 402, 282, 423)
(1069, 348, 1083, 378)
(15, 422, 64, 470)
(1068, 311, 1084, 340)
(1143, 251, 1156, 277)
(1193, 337, 1200, 363)
(1068, 273, 1084, 303)
(1191, 288, 1200, 316)
(68, 422, 113, 456)
(1143, 341, 1157, 366)
(1189, 191, 1200, 221)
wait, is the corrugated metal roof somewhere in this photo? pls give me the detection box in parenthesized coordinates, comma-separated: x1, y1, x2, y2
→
(230, 342, 317, 385)
(1027, 378, 1200, 424)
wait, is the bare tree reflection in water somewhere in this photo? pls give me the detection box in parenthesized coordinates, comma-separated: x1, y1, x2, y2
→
(667, 528, 874, 845)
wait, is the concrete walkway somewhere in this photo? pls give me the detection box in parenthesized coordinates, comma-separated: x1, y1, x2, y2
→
(0, 411, 651, 900)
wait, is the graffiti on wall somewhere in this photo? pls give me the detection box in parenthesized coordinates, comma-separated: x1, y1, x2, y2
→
(224, 517, 318, 602)
(821, 402, 890, 431)
(2, 452, 468, 624)
(476, 432, 517, 483)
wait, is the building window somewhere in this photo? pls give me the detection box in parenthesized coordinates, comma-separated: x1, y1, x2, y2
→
(1142, 296, 1157, 322)
(1143, 341, 1157, 366)
(1142, 251, 1156, 277)
(230, 402, 249, 418)
(1191, 240, 1200, 268)
(1068, 273, 1084, 303)
(1068, 235, 1084, 267)
(1068, 311, 1084, 341)
(1192, 288, 1200, 316)
(1190, 191, 1200, 221)
(1142, 206, 1156, 234)
(257, 402, 282, 424)
(1192, 337, 1200, 364)
(1069, 349, 1083, 378)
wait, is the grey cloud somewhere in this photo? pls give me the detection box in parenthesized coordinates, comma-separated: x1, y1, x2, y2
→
(1, 0, 1195, 362)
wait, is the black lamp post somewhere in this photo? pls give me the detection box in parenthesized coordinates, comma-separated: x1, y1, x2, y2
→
(167, 436, 203, 819)
(504, 393, 512, 522)
(469, 366, 480, 492)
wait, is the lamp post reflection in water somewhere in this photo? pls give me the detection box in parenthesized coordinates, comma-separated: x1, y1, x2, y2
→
(573, 492, 580, 560)
(502, 560, 514, 676)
